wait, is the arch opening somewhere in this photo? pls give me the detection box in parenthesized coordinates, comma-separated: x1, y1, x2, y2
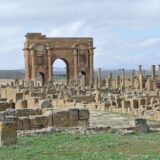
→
(52, 59, 69, 84)
(78, 71, 86, 87)
(36, 72, 45, 86)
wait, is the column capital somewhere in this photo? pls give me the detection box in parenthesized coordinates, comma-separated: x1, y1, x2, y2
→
(24, 51, 30, 56)
(89, 47, 96, 50)
(31, 49, 35, 55)
(89, 49, 94, 55)
(73, 49, 78, 55)
(47, 51, 52, 56)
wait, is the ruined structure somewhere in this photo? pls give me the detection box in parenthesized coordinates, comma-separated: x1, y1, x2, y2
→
(1, 33, 160, 146)
(24, 33, 95, 86)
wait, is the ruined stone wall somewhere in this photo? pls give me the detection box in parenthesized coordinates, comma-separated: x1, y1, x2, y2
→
(0, 108, 89, 130)
(0, 88, 17, 101)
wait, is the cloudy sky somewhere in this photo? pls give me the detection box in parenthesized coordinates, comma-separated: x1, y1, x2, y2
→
(0, 0, 160, 70)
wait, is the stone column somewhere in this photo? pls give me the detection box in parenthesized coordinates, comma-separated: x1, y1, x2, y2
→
(95, 78, 98, 89)
(24, 49, 30, 81)
(116, 75, 120, 89)
(158, 64, 160, 80)
(139, 65, 142, 75)
(98, 68, 102, 88)
(121, 69, 125, 89)
(82, 75, 85, 87)
(108, 72, 112, 80)
(89, 49, 94, 86)
(158, 65, 160, 80)
(152, 65, 156, 81)
(47, 50, 52, 81)
(130, 70, 134, 89)
(139, 73, 143, 92)
(95, 89, 101, 103)
(73, 49, 78, 85)
(106, 77, 110, 88)
(31, 49, 35, 82)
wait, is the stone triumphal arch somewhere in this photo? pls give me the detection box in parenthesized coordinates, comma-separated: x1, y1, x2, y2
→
(24, 33, 95, 86)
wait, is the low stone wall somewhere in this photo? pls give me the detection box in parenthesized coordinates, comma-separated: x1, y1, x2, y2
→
(0, 108, 90, 130)
(0, 88, 17, 102)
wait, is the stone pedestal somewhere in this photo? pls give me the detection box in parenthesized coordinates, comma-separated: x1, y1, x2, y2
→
(0, 122, 16, 146)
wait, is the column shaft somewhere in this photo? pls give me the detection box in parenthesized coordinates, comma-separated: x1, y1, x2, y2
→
(48, 50, 52, 81)
(31, 50, 35, 80)
(89, 49, 94, 85)
(73, 49, 78, 84)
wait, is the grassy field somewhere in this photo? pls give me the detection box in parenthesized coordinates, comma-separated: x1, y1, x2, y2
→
(0, 132, 160, 160)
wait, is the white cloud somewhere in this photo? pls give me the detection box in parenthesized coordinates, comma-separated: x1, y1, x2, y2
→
(48, 21, 84, 37)
(0, 0, 160, 69)
(140, 38, 160, 48)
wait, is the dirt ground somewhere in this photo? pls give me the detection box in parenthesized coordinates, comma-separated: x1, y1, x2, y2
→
(89, 111, 159, 128)
(0, 79, 14, 84)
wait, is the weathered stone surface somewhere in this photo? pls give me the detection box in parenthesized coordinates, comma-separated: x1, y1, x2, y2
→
(15, 108, 42, 117)
(0, 122, 16, 146)
(16, 99, 27, 109)
(30, 115, 48, 129)
(122, 100, 131, 109)
(5, 116, 17, 125)
(0, 112, 5, 122)
(39, 99, 53, 109)
(100, 102, 110, 111)
(53, 111, 69, 127)
(15, 92, 23, 102)
(18, 117, 30, 130)
(69, 109, 79, 121)
(77, 120, 89, 127)
(0, 101, 8, 111)
(133, 118, 149, 133)
(79, 109, 90, 120)
(43, 110, 53, 127)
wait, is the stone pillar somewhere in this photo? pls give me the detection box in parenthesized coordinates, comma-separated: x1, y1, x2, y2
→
(98, 68, 102, 89)
(116, 75, 120, 89)
(31, 49, 35, 82)
(24, 50, 30, 81)
(73, 49, 78, 85)
(139, 73, 143, 92)
(108, 72, 112, 80)
(121, 69, 125, 90)
(143, 70, 146, 77)
(106, 77, 111, 88)
(95, 89, 101, 103)
(147, 79, 153, 91)
(158, 65, 160, 80)
(81, 75, 85, 87)
(89, 49, 94, 86)
(151, 65, 156, 81)
(107, 72, 113, 89)
(47, 50, 52, 81)
(139, 65, 142, 75)
(130, 70, 135, 89)
(95, 78, 98, 89)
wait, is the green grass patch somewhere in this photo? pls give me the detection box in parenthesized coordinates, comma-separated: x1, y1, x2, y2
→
(1, 132, 160, 160)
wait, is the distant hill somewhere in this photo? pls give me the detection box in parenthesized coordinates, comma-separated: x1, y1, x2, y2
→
(0, 70, 25, 79)
(0, 69, 154, 79)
